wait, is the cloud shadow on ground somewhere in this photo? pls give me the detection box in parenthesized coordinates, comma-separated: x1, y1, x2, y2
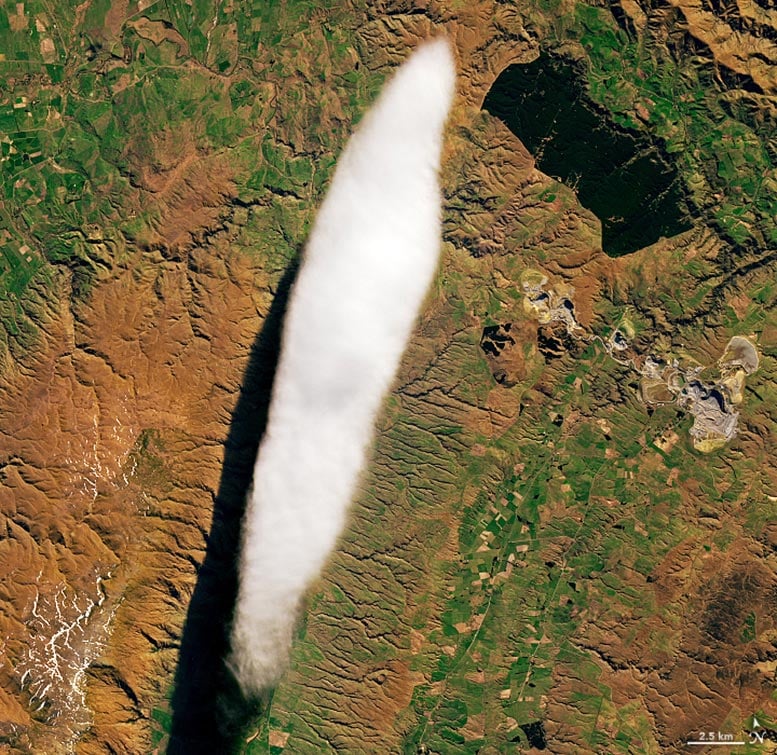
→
(166, 258, 299, 754)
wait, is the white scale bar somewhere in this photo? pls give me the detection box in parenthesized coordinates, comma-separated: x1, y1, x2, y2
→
(685, 742, 746, 746)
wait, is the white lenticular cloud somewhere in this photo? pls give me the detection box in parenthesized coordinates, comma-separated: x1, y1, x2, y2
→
(229, 38, 456, 697)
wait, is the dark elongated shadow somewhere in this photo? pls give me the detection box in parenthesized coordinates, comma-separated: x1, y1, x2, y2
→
(166, 258, 299, 754)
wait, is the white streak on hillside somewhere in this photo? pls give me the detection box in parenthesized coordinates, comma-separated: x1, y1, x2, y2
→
(229, 39, 456, 697)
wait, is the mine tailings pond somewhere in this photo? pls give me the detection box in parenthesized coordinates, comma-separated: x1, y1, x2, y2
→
(483, 53, 692, 257)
